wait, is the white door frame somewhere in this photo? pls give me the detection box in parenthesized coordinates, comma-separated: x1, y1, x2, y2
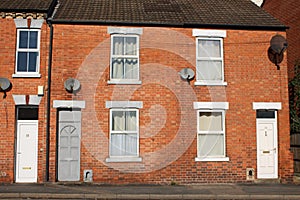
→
(16, 120, 38, 183)
(256, 113, 278, 179)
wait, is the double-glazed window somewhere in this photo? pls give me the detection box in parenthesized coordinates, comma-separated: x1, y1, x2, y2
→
(197, 111, 225, 158)
(194, 102, 229, 161)
(106, 101, 143, 162)
(193, 29, 226, 85)
(16, 29, 40, 75)
(108, 27, 142, 84)
(196, 38, 223, 82)
(110, 109, 139, 157)
(111, 35, 139, 81)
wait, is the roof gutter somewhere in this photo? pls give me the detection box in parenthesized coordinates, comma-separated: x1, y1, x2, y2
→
(50, 19, 288, 31)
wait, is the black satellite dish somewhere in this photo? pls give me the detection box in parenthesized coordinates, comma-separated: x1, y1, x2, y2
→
(0, 77, 12, 98)
(267, 34, 288, 70)
(179, 68, 195, 84)
(64, 78, 81, 93)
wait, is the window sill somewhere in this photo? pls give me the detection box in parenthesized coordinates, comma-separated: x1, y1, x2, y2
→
(108, 80, 142, 85)
(12, 73, 41, 78)
(194, 81, 227, 86)
(195, 157, 229, 162)
(106, 157, 142, 163)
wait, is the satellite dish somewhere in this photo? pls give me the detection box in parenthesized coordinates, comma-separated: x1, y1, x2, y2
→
(0, 77, 12, 98)
(179, 68, 195, 81)
(0, 78, 11, 91)
(270, 35, 288, 54)
(268, 34, 288, 70)
(64, 78, 81, 93)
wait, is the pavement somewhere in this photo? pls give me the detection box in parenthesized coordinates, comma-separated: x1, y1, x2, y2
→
(0, 182, 300, 199)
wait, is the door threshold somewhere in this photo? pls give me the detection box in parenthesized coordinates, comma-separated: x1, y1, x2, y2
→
(254, 179, 280, 184)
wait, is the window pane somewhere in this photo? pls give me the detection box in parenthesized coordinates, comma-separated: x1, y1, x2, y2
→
(28, 52, 38, 72)
(19, 31, 28, 48)
(125, 37, 137, 55)
(112, 58, 124, 79)
(124, 59, 138, 79)
(256, 110, 275, 119)
(111, 133, 137, 156)
(125, 111, 137, 131)
(29, 31, 38, 48)
(112, 111, 125, 131)
(197, 60, 222, 81)
(198, 39, 221, 58)
(199, 112, 222, 131)
(198, 134, 224, 157)
(17, 52, 28, 72)
(113, 37, 124, 55)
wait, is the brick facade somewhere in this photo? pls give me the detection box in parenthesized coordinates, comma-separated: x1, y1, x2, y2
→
(0, 17, 49, 182)
(46, 25, 293, 183)
(0, 3, 295, 184)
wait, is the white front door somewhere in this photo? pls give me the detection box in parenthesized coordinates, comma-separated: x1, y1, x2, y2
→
(16, 120, 38, 183)
(256, 111, 278, 179)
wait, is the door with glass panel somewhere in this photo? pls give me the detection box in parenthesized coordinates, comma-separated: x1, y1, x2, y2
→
(256, 110, 278, 179)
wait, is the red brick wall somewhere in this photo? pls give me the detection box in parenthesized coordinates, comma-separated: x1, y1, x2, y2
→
(263, 0, 300, 79)
(0, 18, 49, 183)
(48, 25, 293, 183)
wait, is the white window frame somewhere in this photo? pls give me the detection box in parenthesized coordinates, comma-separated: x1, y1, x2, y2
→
(193, 29, 227, 86)
(194, 102, 229, 162)
(13, 29, 41, 78)
(108, 34, 141, 85)
(106, 107, 142, 162)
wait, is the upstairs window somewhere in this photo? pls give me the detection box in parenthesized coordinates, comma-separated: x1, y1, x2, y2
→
(107, 27, 142, 84)
(110, 35, 139, 83)
(15, 29, 40, 76)
(193, 29, 226, 86)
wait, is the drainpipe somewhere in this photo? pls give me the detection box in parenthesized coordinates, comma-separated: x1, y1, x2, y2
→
(45, 20, 53, 182)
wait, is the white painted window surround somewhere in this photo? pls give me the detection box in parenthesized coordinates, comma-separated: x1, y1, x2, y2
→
(194, 102, 229, 162)
(193, 29, 227, 86)
(106, 101, 143, 162)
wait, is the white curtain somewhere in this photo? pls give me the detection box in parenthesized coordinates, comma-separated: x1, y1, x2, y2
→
(198, 40, 221, 58)
(198, 134, 224, 157)
(111, 111, 137, 156)
(197, 60, 222, 81)
(199, 112, 222, 131)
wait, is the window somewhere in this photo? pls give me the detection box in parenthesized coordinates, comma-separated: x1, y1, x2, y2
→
(109, 35, 140, 84)
(106, 101, 143, 162)
(15, 29, 40, 77)
(193, 29, 226, 86)
(110, 109, 138, 156)
(194, 102, 229, 161)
